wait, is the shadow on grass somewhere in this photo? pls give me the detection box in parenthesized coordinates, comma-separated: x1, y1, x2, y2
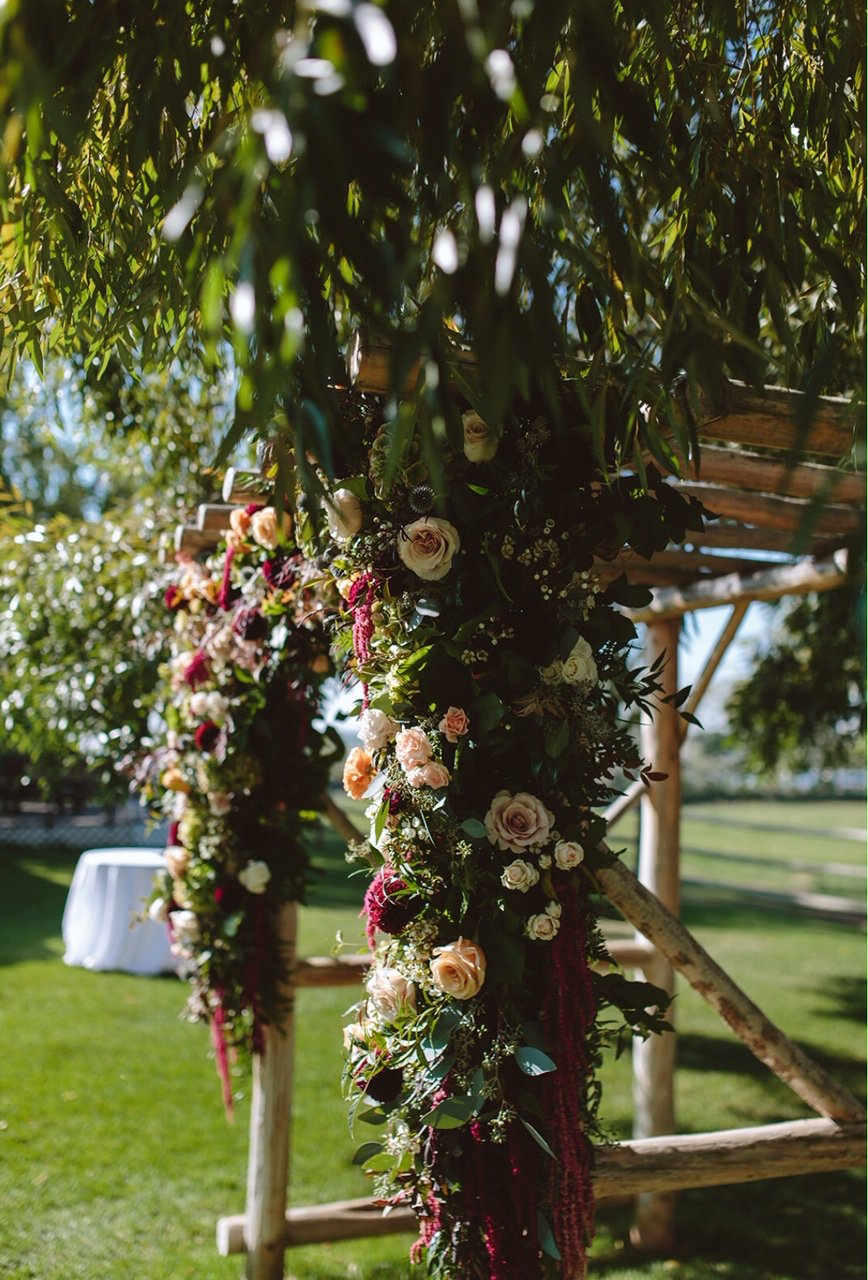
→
(675, 1029, 865, 1107)
(810, 974, 868, 1026)
(0, 847, 77, 965)
(592, 1170, 865, 1279)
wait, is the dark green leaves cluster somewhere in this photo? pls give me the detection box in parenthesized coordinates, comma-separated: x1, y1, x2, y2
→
(0, 0, 862, 472)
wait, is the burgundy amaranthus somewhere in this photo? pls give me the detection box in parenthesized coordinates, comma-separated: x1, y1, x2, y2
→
(347, 571, 377, 666)
(362, 866, 418, 949)
(542, 884, 597, 1276)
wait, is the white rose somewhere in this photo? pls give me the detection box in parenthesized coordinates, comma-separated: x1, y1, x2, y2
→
(205, 691, 230, 722)
(561, 636, 598, 685)
(238, 860, 272, 894)
(539, 658, 564, 686)
(325, 487, 364, 541)
(525, 911, 561, 942)
(367, 967, 416, 1022)
(149, 897, 169, 925)
(461, 411, 500, 463)
(189, 691, 210, 717)
(397, 517, 460, 581)
(554, 840, 585, 870)
(357, 708, 399, 752)
(500, 859, 540, 893)
(169, 909, 199, 944)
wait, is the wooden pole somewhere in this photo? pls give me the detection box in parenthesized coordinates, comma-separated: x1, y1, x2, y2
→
(631, 616, 681, 1253)
(244, 901, 298, 1280)
(597, 857, 867, 1124)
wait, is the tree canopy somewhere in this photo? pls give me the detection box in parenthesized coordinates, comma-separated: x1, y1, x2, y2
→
(0, 0, 863, 488)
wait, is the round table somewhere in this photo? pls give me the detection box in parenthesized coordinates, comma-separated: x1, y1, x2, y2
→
(62, 848, 178, 976)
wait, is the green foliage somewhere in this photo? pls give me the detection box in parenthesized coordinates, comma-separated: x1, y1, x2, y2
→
(726, 575, 867, 775)
(0, 510, 170, 802)
(0, 0, 862, 470)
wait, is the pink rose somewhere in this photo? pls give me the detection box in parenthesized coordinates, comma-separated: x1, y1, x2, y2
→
(461, 411, 499, 463)
(367, 967, 416, 1022)
(438, 706, 470, 743)
(397, 517, 460, 581)
(430, 938, 486, 999)
(484, 790, 555, 854)
(406, 760, 451, 789)
(395, 727, 433, 772)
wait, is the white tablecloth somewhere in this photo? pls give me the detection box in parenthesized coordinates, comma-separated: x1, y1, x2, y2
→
(62, 848, 178, 976)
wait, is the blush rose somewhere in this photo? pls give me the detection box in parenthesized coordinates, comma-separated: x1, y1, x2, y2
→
(430, 938, 486, 999)
(395, 727, 433, 772)
(438, 706, 470, 743)
(484, 789, 555, 854)
(397, 517, 460, 581)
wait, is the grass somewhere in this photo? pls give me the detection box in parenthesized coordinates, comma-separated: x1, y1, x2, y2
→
(0, 798, 864, 1280)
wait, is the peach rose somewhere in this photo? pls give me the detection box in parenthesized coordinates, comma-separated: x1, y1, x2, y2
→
(484, 790, 555, 854)
(406, 760, 451, 789)
(325, 487, 364, 541)
(462, 411, 499, 463)
(438, 706, 470, 743)
(161, 767, 191, 794)
(430, 938, 486, 999)
(397, 517, 460, 581)
(229, 508, 252, 539)
(164, 846, 189, 880)
(343, 746, 376, 800)
(395, 727, 433, 772)
(250, 506, 291, 550)
(367, 967, 416, 1022)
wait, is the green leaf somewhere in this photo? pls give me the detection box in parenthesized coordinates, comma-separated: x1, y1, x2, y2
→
(537, 1209, 562, 1261)
(459, 817, 487, 839)
(471, 691, 506, 736)
(519, 1116, 557, 1160)
(545, 719, 569, 758)
(421, 1094, 477, 1130)
(515, 1046, 558, 1076)
(352, 1141, 384, 1165)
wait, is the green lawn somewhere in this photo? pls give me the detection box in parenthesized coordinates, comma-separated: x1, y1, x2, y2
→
(0, 799, 864, 1280)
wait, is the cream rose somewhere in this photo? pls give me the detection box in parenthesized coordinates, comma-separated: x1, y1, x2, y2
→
(208, 791, 233, 816)
(367, 967, 416, 1022)
(148, 897, 169, 925)
(169, 909, 199, 945)
(395, 726, 433, 772)
(525, 910, 560, 942)
(397, 517, 460, 581)
(561, 636, 598, 685)
(406, 760, 451, 789)
(554, 839, 585, 870)
(438, 706, 470, 743)
(430, 938, 486, 999)
(325, 487, 364, 541)
(357, 708, 399, 752)
(484, 790, 555, 854)
(539, 658, 564, 686)
(238, 860, 272, 894)
(462, 411, 499, 463)
(500, 859, 540, 893)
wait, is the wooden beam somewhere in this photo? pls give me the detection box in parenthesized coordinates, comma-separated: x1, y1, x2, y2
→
(216, 1119, 865, 1253)
(673, 482, 860, 536)
(670, 445, 865, 504)
(222, 467, 269, 506)
(625, 554, 847, 622)
(691, 380, 859, 458)
(602, 549, 785, 580)
(244, 902, 297, 1280)
(294, 954, 370, 988)
(347, 327, 478, 396)
(197, 503, 236, 533)
(594, 1118, 865, 1198)
(174, 525, 221, 556)
(595, 855, 867, 1125)
(678, 524, 843, 554)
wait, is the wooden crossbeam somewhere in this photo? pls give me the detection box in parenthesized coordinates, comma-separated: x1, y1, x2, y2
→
(673, 481, 861, 536)
(677, 523, 842, 554)
(671, 445, 866, 504)
(222, 467, 269, 506)
(197, 503, 236, 533)
(174, 525, 220, 556)
(215, 1118, 865, 1254)
(625, 554, 847, 622)
(602, 549, 785, 580)
(595, 855, 867, 1124)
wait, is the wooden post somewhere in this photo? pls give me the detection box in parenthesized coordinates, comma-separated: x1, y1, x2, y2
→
(632, 616, 681, 1253)
(245, 901, 298, 1280)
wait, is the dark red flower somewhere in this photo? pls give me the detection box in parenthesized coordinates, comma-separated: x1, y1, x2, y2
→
(262, 554, 298, 590)
(164, 584, 185, 611)
(362, 1066, 403, 1103)
(183, 651, 210, 688)
(194, 721, 221, 753)
(362, 867, 419, 948)
(233, 607, 268, 641)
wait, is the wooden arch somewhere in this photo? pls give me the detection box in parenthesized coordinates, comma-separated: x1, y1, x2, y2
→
(175, 344, 865, 1279)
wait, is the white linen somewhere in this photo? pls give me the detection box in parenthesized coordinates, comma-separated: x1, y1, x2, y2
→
(62, 848, 178, 976)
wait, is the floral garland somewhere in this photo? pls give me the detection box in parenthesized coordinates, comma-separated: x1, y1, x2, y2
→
(313, 393, 703, 1279)
(135, 503, 339, 1107)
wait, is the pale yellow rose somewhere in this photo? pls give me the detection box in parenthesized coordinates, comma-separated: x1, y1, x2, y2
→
(554, 839, 585, 870)
(462, 411, 499, 463)
(525, 911, 560, 941)
(430, 938, 486, 999)
(500, 859, 540, 893)
(238, 860, 272, 894)
(561, 636, 598, 685)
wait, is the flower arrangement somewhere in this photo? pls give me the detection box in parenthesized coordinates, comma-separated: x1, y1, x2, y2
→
(135, 504, 340, 1107)
(313, 391, 703, 1279)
